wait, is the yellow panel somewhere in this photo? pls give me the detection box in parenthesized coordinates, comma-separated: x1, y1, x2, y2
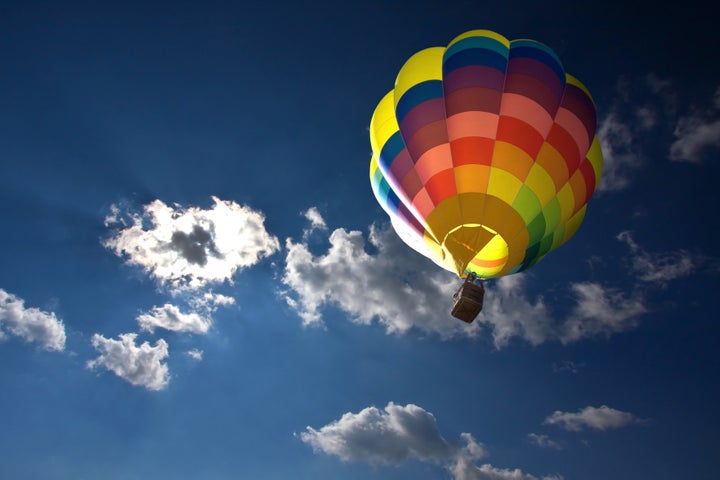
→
(524, 163, 557, 208)
(424, 195, 464, 247)
(561, 205, 587, 245)
(555, 183, 576, 224)
(455, 164, 491, 194)
(457, 192, 487, 225)
(394, 47, 445, 105)
(486, 168, 523, 206)
(586, 135, 603, 185)
(466, 232, 509, 278)
(447, 29, 510, 49)
(444, 225, 497, 275)
(369, 90, 400, 157)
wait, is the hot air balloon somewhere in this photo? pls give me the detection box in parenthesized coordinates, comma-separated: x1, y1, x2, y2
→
(369, 30, 603, 322)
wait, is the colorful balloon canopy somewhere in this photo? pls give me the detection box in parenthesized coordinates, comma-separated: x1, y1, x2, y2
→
(370, 30, 603, 279)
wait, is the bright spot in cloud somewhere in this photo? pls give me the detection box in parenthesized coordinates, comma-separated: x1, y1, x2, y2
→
(104, 196, 279, 291)
(87, 333, 170, 391)
(544, 405, 646, 432)
(0, 289, 66, 351)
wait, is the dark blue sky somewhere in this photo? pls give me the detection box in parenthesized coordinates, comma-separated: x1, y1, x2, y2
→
(1, 1, 718, 479)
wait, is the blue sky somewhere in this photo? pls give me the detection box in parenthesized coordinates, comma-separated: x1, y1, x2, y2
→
(1, 1, 718, 479)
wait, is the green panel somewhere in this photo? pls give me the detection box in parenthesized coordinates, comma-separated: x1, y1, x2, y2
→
(512, 185, 542, 224)
(526, 213, 546, 246)
(541, 197, 561, 237)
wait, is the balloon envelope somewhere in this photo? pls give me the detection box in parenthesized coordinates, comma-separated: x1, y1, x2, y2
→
(370, 30, 603, 279)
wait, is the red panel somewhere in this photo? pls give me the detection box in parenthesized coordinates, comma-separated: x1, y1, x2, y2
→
(450, 137, 495, 166)
(425, 168, 457, 204)
(496, 116, 544, 159)
(578, 159, 597, 203)
(546, 124, 581, 174)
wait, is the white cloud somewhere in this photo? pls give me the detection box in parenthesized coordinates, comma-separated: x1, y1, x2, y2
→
(596, 112, 643, 192)
(186, 348, 203, 361)
(282, 212, 649, 346)
(670, 87, 720, 163)
(617, 231, 696, 284)
(300, 402, 561, 480)
(559, 282, 646, 343)
(137, 303, 212, 334)
(302, 206, 328, 239)
(282, 219, 478, 339)
(451, 462, 564, 480)
(87, 333, 170, 391)
(299, 402, 458, 466)
(527, 433, 562, 450)
(103, 196, 279, 291)
(0, 289, 66, 351)
(544, 405, 646, 432)
(478, 275, 554, 348)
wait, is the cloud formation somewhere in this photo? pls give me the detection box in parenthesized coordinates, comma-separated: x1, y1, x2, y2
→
(283, 222, 475, 339)
(0, 289, 66, 351)
(544, 405, 646, 432)
(104, 196, 279, 291)
(300, 402, 561, 480)
(559, 282, 647, 343)
(282, 212, 650, 346)
(87, 333, 170, 391)
(451, 462, 563, 480)
(617, 231, 696, 284)
(670, 87, 720, 163)
(299, 402, 458, 466)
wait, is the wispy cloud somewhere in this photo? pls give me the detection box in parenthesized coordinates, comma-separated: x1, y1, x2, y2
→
(617, 231, 696, 284)
(596, 111, 644, 192)
(559, 282, 647, 343)
(186, 348, 203, 361)
(137, 303, 212, 334)
(670, 87, 720, 163)
(300, 402, 561, 480)
(544, 405, 647, 432)
(0, 289, 66, 351)
(87, 333, 170, 391)
(552, 360, 585, 374)
(302, 206, 328, 240)
(527, 433, 562, 450)
(104, 196, 279, 292)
